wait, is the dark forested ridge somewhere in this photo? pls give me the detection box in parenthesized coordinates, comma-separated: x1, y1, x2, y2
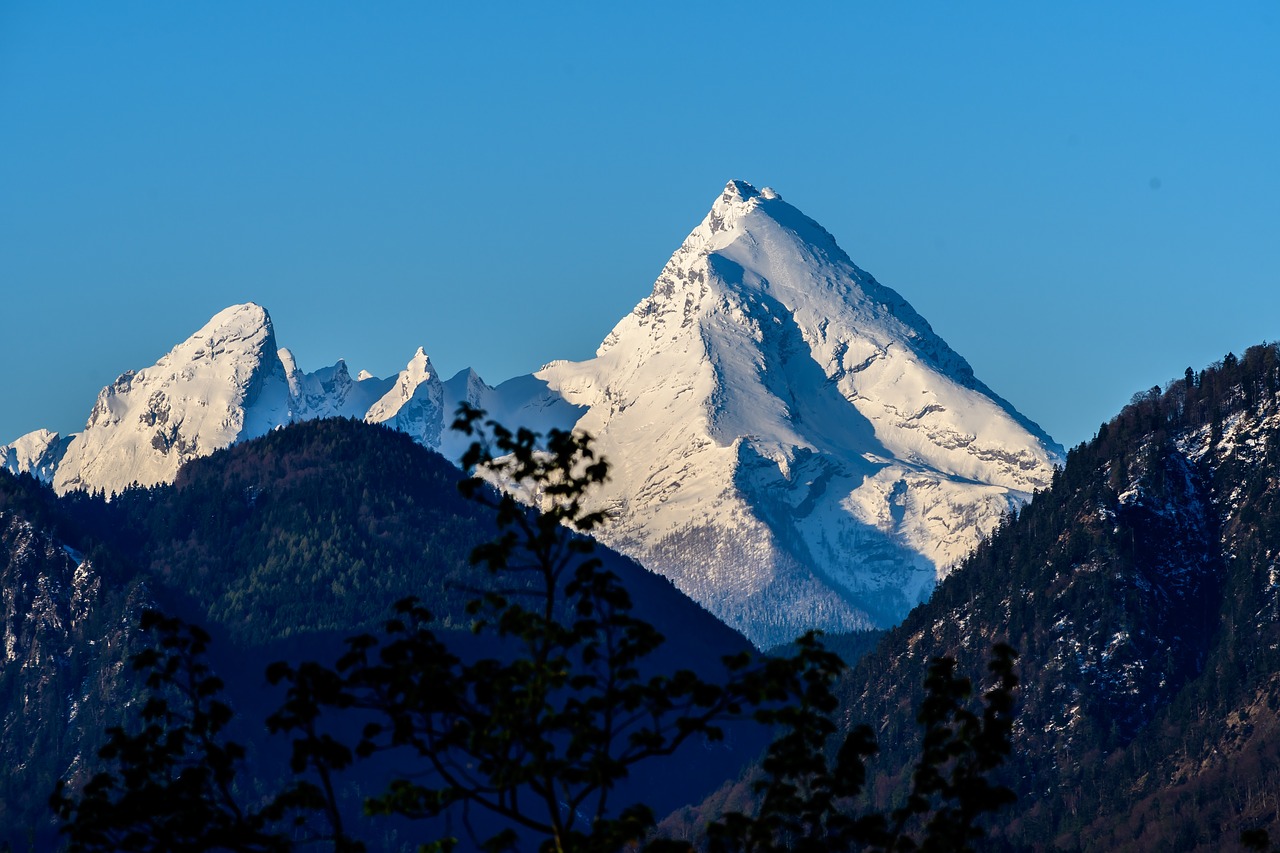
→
(671, 342, 1280, 851)
(843, 343, 1280, 850)
(1, 418, 760, 848)
(0, 473, 152, 845)
(68, 419, 493, 645)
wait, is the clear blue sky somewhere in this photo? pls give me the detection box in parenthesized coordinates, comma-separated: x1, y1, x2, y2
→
(2, 2, 1277, 449)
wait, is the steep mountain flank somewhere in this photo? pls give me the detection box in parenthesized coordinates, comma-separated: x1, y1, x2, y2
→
(541, 180, 1061, 646)
(844, 344, 1280, 850)
(0, 472, 152, 843)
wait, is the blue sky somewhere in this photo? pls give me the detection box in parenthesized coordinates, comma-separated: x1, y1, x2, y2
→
(2, 2, 1277, 449)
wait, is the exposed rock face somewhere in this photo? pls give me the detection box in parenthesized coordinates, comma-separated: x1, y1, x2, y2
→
(0, 504, 150, 844)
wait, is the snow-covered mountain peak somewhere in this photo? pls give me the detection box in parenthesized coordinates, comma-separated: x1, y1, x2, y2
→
(683, 179, 773, 256)
(279, 347, 301, 377)
(364, 347, 445, 448)
(718, 177, 765, 207)
(541, 180, 1064, 646)
(406, 347, 431, 372)
(369, 347, 437, 413)
(192, 301, 274, 349)
(685, 179, 839, 264)
(713, 178, 779, 209)
(49, 302, 291, 495)
(127, 301, 278, 401)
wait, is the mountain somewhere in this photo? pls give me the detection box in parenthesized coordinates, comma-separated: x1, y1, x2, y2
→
(3, 180, 1059, 647)
(42, 303, 430, 495)
(670, 343, 1280, 851)
(539, 180, 1062, 646)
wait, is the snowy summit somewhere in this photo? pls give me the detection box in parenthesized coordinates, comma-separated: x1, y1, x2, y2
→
(539, 180, 1063, 646)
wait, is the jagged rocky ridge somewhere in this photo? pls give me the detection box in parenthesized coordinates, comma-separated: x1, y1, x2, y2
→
(5, 304, 579, 497)
(4, 181, 1062, 647)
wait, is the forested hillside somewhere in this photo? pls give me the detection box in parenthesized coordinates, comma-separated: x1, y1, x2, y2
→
(0, 471, 155, 844)
(843, 343, 1280, 850)
(1, 419, 761, 848)
(65, 419, 493, 645)
(673, 342, 1280, 851)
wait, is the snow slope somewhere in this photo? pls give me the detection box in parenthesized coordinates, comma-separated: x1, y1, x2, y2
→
(0, 429, 71, 483)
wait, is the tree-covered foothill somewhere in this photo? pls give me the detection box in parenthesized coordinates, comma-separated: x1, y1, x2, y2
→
(1, 416, 762, 847)
(52, 408, 1019, 852)
(63, 419, 497, 645)
(809, 343, 1280, 851)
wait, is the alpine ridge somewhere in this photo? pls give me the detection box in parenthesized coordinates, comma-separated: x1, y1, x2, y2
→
(5, 305, 573, 497)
